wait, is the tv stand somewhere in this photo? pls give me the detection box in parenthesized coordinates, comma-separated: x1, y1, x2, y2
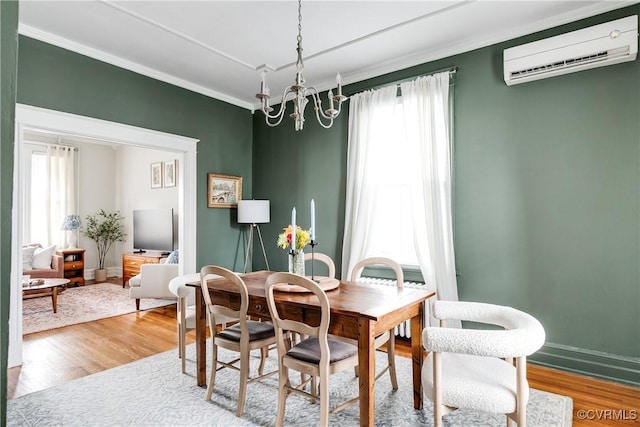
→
(122, 252, 165, 288)
(133, 249, 146, 253)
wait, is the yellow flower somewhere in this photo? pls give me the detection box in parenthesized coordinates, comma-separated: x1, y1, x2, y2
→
(277, 225, 310, 251)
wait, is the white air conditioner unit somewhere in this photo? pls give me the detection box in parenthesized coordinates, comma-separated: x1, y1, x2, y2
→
(504, 15, 638, 86)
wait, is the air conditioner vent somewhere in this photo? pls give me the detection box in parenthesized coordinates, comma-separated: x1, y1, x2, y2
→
(504, 15, 638, 85)
(509, 47, 630, 81)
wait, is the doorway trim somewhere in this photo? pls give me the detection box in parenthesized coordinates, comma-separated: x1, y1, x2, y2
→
(9, 104, 199, 367)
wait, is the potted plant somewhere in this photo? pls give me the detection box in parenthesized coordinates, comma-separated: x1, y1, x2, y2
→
(83, 209, 126, 282)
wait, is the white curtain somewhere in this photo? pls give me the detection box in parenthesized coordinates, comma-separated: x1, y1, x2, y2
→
(46, 145, 77, 248)
(400, 73, 459, 306)
(342, 85, 398, 277)
(342, 72, 459, 316)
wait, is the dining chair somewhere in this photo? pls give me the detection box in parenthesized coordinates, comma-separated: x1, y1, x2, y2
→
(168, 273, 199, 374)
(422, 300, 546, 427)
(265, 272, 359, 427)
(304, 252, 336, 278)
(200, 265, 277, 416)
(350, 256, 403, 390)
(168, 272, 234, 374)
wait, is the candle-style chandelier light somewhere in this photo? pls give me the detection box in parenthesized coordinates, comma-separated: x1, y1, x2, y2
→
(255, 0, 346, 131)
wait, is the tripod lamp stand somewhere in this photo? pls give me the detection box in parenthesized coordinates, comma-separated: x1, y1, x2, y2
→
(238, 200, 270, 273)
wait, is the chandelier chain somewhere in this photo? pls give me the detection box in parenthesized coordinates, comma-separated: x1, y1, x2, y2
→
(297, 0, 302, 45)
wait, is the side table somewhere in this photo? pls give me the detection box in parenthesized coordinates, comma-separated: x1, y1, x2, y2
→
(57, 248, 86, 286)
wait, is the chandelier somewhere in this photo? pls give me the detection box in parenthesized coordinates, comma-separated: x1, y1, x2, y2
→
(255, 0, 346, 131)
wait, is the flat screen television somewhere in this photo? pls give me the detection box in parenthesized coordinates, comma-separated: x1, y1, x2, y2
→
(133, 208, 175, 254)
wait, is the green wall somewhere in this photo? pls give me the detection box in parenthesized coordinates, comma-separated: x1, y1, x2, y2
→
(253, 6, 640, 385)
(0, 1, 18, 423)
(16, 37, 254, 272)
(252, 107, 348, 273)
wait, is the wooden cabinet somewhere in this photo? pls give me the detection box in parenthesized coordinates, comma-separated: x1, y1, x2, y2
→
(57, 248, 86, 286)
(122, 253, 165, 288)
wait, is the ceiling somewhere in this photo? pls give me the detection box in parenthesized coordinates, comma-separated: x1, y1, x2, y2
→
(18, 1, 637, 110)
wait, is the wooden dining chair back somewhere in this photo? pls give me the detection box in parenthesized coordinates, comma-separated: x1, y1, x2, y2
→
(349, 256, 404, 389)
(200, 265, 277, 417)
(265, 272, 359, 427)
(350, 256, 404, 288)
(304, 252, 336, 278)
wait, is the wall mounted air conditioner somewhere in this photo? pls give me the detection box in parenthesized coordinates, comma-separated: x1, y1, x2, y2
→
(504, 15, 638, 86)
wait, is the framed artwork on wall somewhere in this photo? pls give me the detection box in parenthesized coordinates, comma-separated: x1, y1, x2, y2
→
(151, 162, 162, 189)
(164, 159, 177, 187)
(208, 173, 242, 208)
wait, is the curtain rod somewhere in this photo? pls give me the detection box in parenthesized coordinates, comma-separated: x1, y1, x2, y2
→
(391, 66, 457, 88)
(346, 66, 457, 97)
(23, 140, 79, 151)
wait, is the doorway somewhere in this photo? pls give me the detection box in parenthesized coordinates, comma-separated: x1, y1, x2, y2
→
(9, 104, 198, 367)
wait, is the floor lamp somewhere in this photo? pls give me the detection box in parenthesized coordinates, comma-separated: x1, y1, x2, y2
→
(238, 200, 270, 273)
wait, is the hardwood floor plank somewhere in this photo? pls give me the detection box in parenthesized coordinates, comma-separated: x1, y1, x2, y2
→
(8, 300, 639, 427)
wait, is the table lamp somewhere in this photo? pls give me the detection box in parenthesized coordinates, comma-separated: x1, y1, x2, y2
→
(238, 200, 270, 273)
(61, 214, 82, 249)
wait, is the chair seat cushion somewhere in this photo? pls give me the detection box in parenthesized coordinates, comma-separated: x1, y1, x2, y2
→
(422, 352, 527, 414)
(287, 337, 357, 364)
(217, 320, 275, 342)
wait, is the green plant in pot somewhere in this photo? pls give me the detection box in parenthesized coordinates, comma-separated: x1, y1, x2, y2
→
(83, 209, 126, 283)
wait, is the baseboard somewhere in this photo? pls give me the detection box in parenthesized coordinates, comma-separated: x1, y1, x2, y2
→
(83, 267, 122, 281)
(530, 342, 640, 387)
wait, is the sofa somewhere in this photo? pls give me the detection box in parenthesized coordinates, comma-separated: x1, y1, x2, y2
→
(22, 244, 64, 279)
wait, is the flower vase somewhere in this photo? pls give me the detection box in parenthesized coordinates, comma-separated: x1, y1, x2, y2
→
(288, 250, 305, 276)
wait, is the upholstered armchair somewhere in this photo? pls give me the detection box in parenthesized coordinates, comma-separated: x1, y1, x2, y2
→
(128, 261, 179, 310)
(422, 300, 546, 427)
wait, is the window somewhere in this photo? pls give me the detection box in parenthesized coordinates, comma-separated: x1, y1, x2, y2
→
(22, 142, 78, 247)
(363, 100, 420, 266)
(27, 150, 48, 244)
(343, 72, 456, 289)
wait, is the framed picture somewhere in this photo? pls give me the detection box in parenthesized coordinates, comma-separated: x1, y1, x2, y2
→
(208, 173, 242, 208)
(164, 159, 177, 188)
(150, 162, 162, 189)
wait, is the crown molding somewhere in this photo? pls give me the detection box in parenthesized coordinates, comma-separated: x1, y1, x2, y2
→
(18, 24, 254, 111)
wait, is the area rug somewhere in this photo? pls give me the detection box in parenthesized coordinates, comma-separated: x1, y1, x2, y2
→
(7, 343, 573, 426)
(22, 282, 175, 335)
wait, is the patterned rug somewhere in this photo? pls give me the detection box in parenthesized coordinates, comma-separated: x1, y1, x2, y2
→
(22, 282, 175, 335)
(7, 343, 573, 426)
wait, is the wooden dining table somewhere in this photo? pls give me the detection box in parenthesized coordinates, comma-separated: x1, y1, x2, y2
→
(188, 270, 435, 427)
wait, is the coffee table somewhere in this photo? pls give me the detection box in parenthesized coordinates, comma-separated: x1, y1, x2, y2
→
(22, 278, 70, 313)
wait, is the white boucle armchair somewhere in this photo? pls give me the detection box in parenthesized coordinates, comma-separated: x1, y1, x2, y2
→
(422, 300, 546, 427)
(128, 261, 179, 310)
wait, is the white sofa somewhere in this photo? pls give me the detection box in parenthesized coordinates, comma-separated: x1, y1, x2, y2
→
(129, 260, 179, 310)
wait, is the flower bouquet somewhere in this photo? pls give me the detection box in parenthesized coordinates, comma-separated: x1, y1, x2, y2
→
(277, 225, 310, 275)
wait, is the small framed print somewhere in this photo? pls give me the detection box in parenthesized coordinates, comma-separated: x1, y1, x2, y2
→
(208, 173, 242, 208)
(151, 162, 162, 189)
(164, 160, 177, 188)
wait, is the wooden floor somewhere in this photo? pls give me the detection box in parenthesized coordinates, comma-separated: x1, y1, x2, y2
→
(7, 292, 639, 426)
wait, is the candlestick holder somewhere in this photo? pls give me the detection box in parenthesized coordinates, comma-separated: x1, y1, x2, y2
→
(310, 239, 319, 282)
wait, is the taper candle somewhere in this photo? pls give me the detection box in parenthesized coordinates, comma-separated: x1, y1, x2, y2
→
(291, 207, 296, 251)
(310, 199, 316, 241)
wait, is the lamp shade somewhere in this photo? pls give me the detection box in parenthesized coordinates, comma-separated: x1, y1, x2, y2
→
(237, 200, 270, 224)
(61, 214, 82, 231)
